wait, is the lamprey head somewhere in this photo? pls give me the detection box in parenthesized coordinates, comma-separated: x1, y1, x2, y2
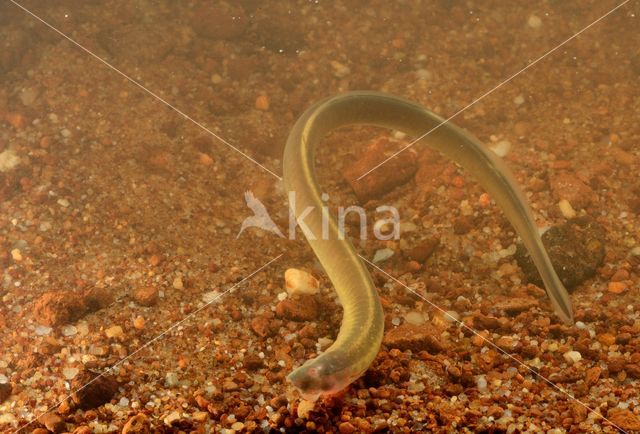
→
(287, 351, 360, 402)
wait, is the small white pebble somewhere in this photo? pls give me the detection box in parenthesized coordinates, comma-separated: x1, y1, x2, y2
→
(165, 372, 179, 387)
(60, 128, 72, 138)
(62, 367, 79, 380)
(62, 325, 77, 336)
(490, 140, 511, 157)
(476, 375, 488, 392)
(57, 198, 70, 207)
(35, 325, 52, 336)
(405, 311, 425, 325)
(202, 290, 221, 304)
(558, 199, 576, 218)
(528, 15, 542, 29)
(563, 350, 582, 364)
(277, 291, 288, 301)
(317, 337, 334, 350)
(284, 268, 319, 296)
(372, 248, 394, 263)
(513, 95, 525, 105)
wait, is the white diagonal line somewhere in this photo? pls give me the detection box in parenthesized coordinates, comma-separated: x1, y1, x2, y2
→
(358, 254, 628, 434)
(12, 254, 283, 434)
(9, 0, 283, 181)
(357, 0, 631, 180)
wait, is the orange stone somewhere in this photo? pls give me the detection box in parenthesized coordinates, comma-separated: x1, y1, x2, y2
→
(5, 112, 25, 129)
(255, 94, 270, 111)
(607, 281, 627, 294)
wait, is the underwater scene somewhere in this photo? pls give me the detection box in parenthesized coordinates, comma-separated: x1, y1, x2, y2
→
(0, 1, 639, 433)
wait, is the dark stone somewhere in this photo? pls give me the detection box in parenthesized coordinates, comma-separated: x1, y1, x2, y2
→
(71, 370, 118, 409)
(0, 382, 11, 403)
(514, 216, 606, 291)
(403, 237, 440, 262)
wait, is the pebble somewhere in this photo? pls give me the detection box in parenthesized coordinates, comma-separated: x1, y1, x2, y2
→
(607, 281, 627, 294)
(563, 350, 582, 364)
(198, 153, 214, 166)
(415, 68, 432, 80)
(19, 87, 38, 106)
(515, 216, 605, 290)
(202, 290, 222, 304)
(133, 286, 159, 306)
(330, 60, 350, 78)
(513, 95, 525, 105)
(4, 112, 25, 129)
(35, 325, 52, 336)
(172, 277, 184, 290)
(62, 367, 79, 380)
(61, 325, 77, 336)
(231, 422, 245, 431)
(383, 323, 444, 353)
(528, 15, 542, 29)
(10, 248, 22, 262)
(255, 95, 270, 111)
(284, 268, 319, 296)
(558, 199, 576, 218)
(489, 140, 511, 157)
(297, 399, 315, 418)
(275, 296, 318, 321)
(60, 128, 72, 138)
(403, 238, 439, 262)
(0, 149, 20, 172)
(39, 413, 65, 433)
(133, 316, 145, 330)
(343, 137, 418, 202)
(71, 370, 119, 410)
(122, 413, 150, 434)
(105, 325, 123, 338)
(193, 412, 209, 422)
(607, 408, 640, 431)
(338, 422, 356, 434)
(550, 173, 595, 209)
(165, 372, 179, 387)
(163, 411, 181, 426)
(476, 375, 488, 392)
(405, 311, 425, 325)
(372, 248, 394, 263)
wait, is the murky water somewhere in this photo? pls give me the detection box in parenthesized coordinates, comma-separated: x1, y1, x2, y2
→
(1, 1, 639, 432)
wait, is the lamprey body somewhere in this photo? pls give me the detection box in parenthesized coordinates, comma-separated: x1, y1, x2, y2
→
(282, 91, 574, 401)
